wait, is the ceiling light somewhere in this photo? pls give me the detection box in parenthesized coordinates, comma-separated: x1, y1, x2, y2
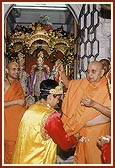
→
(13, 4, 67, 10)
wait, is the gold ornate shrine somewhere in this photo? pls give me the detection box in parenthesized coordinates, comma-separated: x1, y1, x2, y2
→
(6, 20, 75, 99)
(6, 23, 74, 73)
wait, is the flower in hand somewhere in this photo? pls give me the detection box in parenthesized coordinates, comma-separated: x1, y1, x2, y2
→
(97, 135, 111, 149)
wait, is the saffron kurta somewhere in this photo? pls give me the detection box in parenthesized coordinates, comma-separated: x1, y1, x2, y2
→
(61, 77, 111, 164)
(12, 103, 77, 164)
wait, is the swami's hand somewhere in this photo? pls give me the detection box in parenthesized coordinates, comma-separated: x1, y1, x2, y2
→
(58, 63, 64, 73)
(80, 98, 95, 107)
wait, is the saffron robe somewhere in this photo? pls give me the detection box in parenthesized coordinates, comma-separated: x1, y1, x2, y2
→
(61, 77, 111, 164)
(12, 103, 77, 164)
(4, 79, 26, 141)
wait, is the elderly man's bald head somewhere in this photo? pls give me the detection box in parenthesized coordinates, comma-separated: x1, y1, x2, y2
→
(88, 61, 103, 69)
(87, 61, 105, 83)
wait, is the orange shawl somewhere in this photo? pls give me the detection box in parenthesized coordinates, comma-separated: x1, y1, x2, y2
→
(61, 77, 111, 135)
(4, 80, 26, 141)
